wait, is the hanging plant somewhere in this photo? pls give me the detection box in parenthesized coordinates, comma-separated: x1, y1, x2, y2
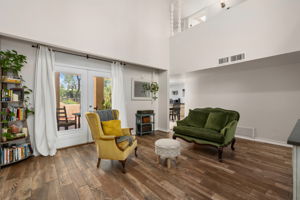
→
(0, 50, 27, 76)
(143, 82, 159, 100)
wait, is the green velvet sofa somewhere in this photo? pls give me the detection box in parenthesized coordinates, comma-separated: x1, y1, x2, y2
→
(173, 108, 240, 162)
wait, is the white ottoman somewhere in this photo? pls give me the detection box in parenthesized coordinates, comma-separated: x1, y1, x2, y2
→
(155, 138, 180, 168)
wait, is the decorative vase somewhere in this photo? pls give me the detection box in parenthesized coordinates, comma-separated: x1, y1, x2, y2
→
(10, 124, 19, 134)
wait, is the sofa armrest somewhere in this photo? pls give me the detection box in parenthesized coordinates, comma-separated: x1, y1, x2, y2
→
(221, 120, 238, 145)
(177, 117, 189, 126)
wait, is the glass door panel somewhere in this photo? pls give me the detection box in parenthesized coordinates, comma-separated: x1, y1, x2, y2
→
(87, 70, 112, 142)
(54, 65, 88, 148)
(55, 72, 81, 131)
(92, 77, 112, 110)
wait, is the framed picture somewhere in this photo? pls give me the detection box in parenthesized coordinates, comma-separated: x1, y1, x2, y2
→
(132, 79, 152, 101)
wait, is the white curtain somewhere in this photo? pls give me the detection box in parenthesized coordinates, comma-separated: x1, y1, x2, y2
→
(34, 46, 58, 156)
(111, 62, 128, 128)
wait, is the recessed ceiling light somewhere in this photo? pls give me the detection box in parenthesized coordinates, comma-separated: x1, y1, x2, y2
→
(200, 15, 207, 22)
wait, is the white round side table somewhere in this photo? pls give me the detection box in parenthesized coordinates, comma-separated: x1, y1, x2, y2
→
(155, 138, 181, 168)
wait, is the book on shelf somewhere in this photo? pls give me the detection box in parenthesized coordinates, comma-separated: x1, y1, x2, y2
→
(1, 107, 25, 121)
(1, 76, 22, 84)
(1, 89, 22, 102)
(0, 143, 32, 165)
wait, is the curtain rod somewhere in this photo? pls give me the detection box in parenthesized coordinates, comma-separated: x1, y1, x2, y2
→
(32, 45, 126, 65)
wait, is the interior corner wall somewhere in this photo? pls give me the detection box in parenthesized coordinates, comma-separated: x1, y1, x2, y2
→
(123, 65, 159, 132)
(158, 70, 169, 132)
(184, 52, 300, 144)
(170, 0, 300, 74)
(0, 0, 170, 70)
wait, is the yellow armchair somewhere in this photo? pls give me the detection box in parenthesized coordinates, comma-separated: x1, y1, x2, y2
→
(85, 111, 137, 173)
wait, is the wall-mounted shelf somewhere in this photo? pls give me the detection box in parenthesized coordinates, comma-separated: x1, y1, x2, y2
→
(0, 69, 33, 169)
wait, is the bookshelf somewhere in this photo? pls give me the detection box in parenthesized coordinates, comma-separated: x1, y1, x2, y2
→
(0, 69, 33, 168)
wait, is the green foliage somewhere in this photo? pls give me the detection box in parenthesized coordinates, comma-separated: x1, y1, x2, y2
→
(102, 82, 112, 109)
(143, 82, 159, 100)
(0, 50, 27, 76)
(59, 73, 81, 104)
(62, 99, 79, 104)
(1, 120, 8, 124)
(2, 132, 13, 140)
(22, 85, 35, 116)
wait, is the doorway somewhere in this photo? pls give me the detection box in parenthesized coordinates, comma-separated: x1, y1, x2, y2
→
(55, 64, 112, 148)
(169, 82, 186, 130)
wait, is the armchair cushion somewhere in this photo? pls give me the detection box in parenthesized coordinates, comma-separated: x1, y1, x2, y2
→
(187, 109, 209, 128)
(204, 112, 228, 132)
(173, 126, 224, 143)
(101, 120, 123, 136)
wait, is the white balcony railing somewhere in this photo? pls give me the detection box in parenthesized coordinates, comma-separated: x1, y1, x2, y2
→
(170, 0, 247, 36)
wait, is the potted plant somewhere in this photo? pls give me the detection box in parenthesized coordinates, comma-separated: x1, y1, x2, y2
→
(2, 132, 14, 142)
(0, 50, 27, 77)
(0, 50, 34, 118)
(143, 82, 159, 100)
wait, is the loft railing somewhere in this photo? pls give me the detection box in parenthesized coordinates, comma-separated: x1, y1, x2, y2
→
(170, 0, 247, 36)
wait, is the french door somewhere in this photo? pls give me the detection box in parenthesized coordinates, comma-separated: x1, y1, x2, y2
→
(87, 70, 112, 142)
(55, 64, 112, 148)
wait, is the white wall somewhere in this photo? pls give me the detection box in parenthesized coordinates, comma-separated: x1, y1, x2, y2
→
(184, 52, 300, 144)
(158, 70, 169, 132)
(0, 37, 169, 148)
(123, 65, 160, 131)
(0, 0, 170, 70)
(170, 0, 300, 74)
(169, 83, 185, 103)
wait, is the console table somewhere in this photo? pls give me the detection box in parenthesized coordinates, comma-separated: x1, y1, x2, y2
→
(287, 119, 300, 200)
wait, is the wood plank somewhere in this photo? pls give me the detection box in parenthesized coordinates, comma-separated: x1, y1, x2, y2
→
(60, 183, 80, 200)
(0, 131, 292, 200)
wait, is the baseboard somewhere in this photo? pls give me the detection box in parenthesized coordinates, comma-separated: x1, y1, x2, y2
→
(236, 135, 292, 148)
(157, 128, 170, 133)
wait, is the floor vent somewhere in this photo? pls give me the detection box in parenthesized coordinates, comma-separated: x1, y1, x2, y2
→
(231, 53, 245, 62)
(219, 57, 229, 64)
(236, 126, 255, 139)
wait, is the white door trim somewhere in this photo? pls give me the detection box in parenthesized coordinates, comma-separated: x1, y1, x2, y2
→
(54, 65, 88, 148)
(87, 70, 112, 142)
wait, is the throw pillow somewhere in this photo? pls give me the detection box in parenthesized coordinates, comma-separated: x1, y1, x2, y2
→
(101, 120, 123, 136)
(187, 109, 209, 128)
(204, 112, 228, 132)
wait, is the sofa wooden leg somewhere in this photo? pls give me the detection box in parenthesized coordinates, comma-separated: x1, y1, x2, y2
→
(120, 159, 127, 173)
(231, 138, 236, 151)
(97, 158, 101, 168)
(172, 135, 177, 139)
(218, 147, 223, 162)
(135, 147, 138, 157)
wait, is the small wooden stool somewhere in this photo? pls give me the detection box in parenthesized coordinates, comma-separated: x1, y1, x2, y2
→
(155, 138, 180, 168)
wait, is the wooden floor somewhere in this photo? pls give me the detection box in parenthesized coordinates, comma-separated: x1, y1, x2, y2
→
(0, 131, 292, 200)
